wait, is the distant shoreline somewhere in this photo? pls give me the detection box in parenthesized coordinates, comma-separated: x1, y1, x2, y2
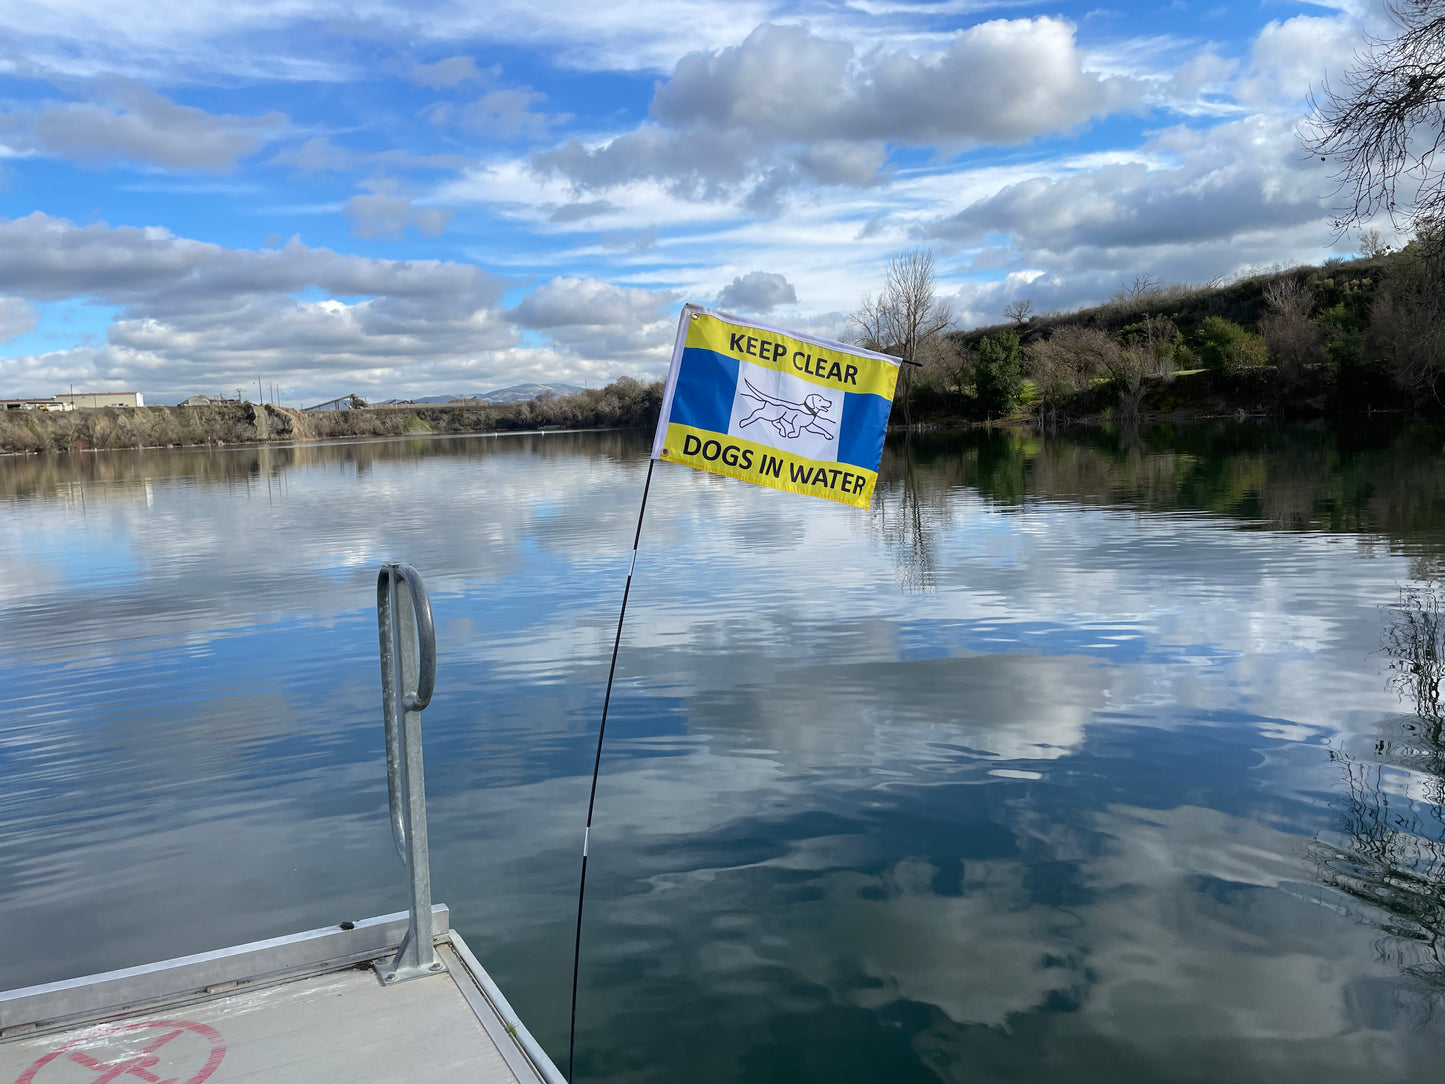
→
(0, 380, 663, 456)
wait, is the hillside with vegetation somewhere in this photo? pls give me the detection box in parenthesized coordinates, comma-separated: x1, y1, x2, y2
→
(893, 231, 1444, 428)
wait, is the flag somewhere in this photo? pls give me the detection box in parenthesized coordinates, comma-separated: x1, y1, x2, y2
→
(651, 305, 901, 508)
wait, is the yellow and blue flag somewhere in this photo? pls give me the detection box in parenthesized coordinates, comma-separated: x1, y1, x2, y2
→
(651, 305, 901, 508)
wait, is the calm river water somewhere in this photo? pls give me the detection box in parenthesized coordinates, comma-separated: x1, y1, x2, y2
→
(2, 423, 1444, 1082)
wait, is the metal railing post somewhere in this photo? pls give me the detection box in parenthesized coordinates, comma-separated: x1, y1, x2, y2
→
(375, 562, 445, 984)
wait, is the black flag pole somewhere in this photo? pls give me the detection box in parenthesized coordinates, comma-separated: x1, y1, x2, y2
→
(568, 455, 657, 1082)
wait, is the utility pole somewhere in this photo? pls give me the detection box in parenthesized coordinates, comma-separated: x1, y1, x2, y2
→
(257, 375, 264, 405)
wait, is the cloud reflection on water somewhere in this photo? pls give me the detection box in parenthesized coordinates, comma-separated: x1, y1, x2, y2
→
(2, 423, 1444, 1081)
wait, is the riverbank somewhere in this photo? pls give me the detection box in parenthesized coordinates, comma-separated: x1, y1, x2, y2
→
(0, 378, 662, 455)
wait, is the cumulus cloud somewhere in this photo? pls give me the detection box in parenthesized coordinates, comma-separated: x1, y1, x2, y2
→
(0, 215, 686, 399)
(0, 82, 284, 171)
(716, 271, 797, 312)
(269, 137, 468, 175)
(534, 19, 1138, 203)
(547, 200, 615, 223)
(509, 276, 676, 328)
(408, 55, 490, 88)
(1236, 13, 1361, 108)
(943, 212, 1346, 331)
(0, 1, 771, 83)
(0, 297, 38, 342)
(344, 180, 452, 239)
(0, 213, 504, 306)
(535, 125, 754, 201)
(459, 87, 562, 141)
(507, 276, 680, 359)
(921, 117, 1330, 256)
(656, 19, 1133, 144)
(0, 212, 519, 400)
(425, 80, 566, 143)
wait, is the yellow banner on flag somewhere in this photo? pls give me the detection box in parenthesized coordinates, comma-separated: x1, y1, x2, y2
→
(681, 312, 899, 400)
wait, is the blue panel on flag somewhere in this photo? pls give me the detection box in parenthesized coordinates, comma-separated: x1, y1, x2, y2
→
(837, 392, 891, 470)
(668, 348, 738, 435)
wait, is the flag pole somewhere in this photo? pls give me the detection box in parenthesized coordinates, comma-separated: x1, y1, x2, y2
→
(568, 455, 656, 1081)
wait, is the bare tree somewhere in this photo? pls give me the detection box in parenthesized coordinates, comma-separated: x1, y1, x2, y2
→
(1025, 325, 1120, 427)
(1121, 272, 1163, 301)
(1305, 1, 1445, 252)
(1002, 298, 1034, 325)
(883, 250, 954, 365)
(1371, 242, 1445, 404)
(850, 249, 954, 425)
(1260, 278, 1321, 381)
(915, 334, 972, 398)
(849, 292, 893, 354)
(1358, 226, 1390, 257)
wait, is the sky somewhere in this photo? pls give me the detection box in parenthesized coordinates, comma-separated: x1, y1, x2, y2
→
(0, 1, 1397, 406)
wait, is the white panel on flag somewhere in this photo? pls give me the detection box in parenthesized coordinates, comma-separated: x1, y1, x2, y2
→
(725, 359, 843, 465)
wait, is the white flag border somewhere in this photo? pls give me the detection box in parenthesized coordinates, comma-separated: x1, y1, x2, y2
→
(650, 303, 903, 461)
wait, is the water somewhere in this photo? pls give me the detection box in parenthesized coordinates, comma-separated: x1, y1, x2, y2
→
(2, 423, 1443, 1082)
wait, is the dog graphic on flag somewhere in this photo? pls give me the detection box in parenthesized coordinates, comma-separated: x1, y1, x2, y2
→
(737, 379, 837, 441)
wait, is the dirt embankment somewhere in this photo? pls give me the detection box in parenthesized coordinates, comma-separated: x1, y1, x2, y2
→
(1, 380, 665, 455)
(0, 403, 488, 454)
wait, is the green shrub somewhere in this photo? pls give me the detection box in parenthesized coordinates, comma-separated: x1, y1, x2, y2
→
(1195, 317, 1268, 374)
(975, 330, 1024, 416)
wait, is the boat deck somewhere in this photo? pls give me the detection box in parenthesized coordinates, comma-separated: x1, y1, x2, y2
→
(0, 908, 563, 1084)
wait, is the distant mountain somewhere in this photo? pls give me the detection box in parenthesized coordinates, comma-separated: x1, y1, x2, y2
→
(388, 383, 586, 406)
(472, 382, 585, 404)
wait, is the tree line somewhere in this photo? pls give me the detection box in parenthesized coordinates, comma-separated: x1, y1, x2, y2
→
(849, 230, 1442, 428)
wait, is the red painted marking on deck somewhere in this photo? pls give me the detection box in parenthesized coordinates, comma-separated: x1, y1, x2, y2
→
(15, 1020, 226, 1084)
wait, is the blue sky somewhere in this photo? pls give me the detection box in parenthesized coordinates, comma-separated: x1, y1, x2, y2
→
(0, 1, 1390, 404)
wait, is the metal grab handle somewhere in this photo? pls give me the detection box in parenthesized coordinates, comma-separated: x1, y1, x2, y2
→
(375, 562, 444, 983)
(378, 562, 435, 714)
(378, 563, 435, 861)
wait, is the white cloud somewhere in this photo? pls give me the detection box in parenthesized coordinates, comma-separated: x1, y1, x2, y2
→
(1236, 13, 1362, 109)
(0, 297, 37, 342)
(546, 200, 615, 223)
(505, 276, 679, 361)
(0, 213, 522, 400)
(535, 18, 1140, 204)
(0, 215, 693, 398)
(0, 82, 285, 170)
(0, 213, 504, 306)
(922, 116, 1332, 258)
(508, 276, 673, 329)
(507, 276, 680, 360)
(716, 270, 797, 312)
(454, 87, 563, 141)
(665, 17, 1137, 145)
(0, 0, 776, 80)
(268, 136, 469, 175)
(407, 54, 489, 88)
(343, 180, 452, 239)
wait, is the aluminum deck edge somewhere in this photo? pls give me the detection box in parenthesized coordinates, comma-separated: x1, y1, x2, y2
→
(0, 905, 449, 1037)
(445, 931, 567, 1084)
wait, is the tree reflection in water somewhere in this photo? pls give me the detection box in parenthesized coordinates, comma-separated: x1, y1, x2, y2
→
(871, 436, 948, 594)
(1314, 571, 1445, 995)
(1384, 561, 1445, 736)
